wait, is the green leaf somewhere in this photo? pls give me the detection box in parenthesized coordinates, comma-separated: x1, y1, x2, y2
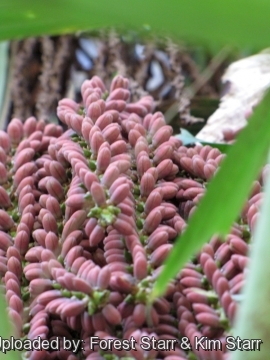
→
(231, 152, 270, 360)
(150, 90, 270, 301)
(0, 290, 18, 360)
(200, 141, 230, 154)
(176, 128, 231, 153)
(0, 0, 270, 50)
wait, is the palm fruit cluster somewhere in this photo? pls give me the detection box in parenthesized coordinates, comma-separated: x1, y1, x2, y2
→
(0, 75, 263, 360)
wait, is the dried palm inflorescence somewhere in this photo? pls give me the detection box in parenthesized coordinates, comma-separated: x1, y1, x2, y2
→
(7, 32, 226, 128)
(0, 75, 263, 360)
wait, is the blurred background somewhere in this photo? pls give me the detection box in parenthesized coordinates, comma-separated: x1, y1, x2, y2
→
(0, 31, 245, 136)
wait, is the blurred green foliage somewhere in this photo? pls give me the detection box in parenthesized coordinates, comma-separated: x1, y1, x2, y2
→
(0, 0, 269, 51)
